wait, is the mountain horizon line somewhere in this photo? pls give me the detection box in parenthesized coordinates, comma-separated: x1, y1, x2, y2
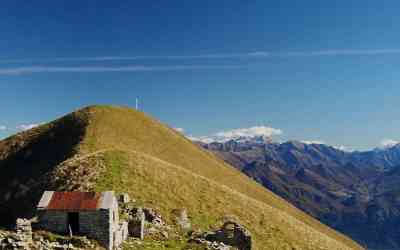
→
(186, 133, 400, 153)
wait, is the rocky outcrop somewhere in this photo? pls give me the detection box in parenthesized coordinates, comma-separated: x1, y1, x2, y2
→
(191, 221, 252, 250)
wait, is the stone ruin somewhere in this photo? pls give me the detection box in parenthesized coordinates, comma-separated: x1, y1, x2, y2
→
(128, 207, 145, 240)
(142, 208, 165, 227)
(118, 195, 251, 249)
(171, 208, 191, 231)
(118, 193, 131, 204)
(0, 218, 34, 249)
(191, 221, 252, 250)
(1, 218, 100, 250)
(15, 218, 33, 244)
(118, 193, 169, 241)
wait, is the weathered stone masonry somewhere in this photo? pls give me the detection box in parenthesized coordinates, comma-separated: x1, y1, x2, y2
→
(36, 191, 128, 250)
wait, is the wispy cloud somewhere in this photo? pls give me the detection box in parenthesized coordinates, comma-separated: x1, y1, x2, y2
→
(0, 52, 269, 64)
(16, 123, 40, 131)
(301, 140, 325, 145)
(174, 127, 185, 133)
(380, 139, 400, 148)
(215, 126, 283, 141)
(0, 49, 398, 75)
(187, 125, 283, 143)
(0, 65, 243, 75)
(186, 135, 216, 144)
(0, 125, 7, 131)
(1, 49, 399, 64)
(184, 128, 355, 151)
(302, 140, 353, 151)
(333, 145, 352, 152)
(278, 49, 400, 57)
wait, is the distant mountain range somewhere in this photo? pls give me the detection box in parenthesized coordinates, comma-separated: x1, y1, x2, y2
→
(201, 136, 400, 169)
(198, 137, 400, 250)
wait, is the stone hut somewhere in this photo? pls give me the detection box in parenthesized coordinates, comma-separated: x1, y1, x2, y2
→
(36, 191, 128, 250)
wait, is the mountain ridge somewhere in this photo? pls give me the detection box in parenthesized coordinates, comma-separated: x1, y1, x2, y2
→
(200, 137, 400, 169)
(0, 105, 363, 250)
(200, 137, 400, 249)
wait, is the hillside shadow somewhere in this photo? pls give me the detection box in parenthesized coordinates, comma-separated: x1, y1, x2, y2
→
(0, 113, 87, 227)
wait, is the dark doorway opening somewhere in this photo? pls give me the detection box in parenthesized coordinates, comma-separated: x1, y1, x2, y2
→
(67, 212, 80, 235)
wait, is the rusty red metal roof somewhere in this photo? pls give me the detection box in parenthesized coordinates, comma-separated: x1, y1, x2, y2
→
(46, 192, 102, 210)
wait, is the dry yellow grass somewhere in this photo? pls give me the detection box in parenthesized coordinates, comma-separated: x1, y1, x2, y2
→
(94, 149, 360, 250)
(70, 105, 362, 250)
(0, 105, 363, 249)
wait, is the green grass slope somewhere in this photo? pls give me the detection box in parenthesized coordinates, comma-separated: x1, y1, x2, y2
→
(0, 105, 363, 250)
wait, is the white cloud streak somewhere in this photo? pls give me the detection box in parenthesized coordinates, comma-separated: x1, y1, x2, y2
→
(187, 126, 282, 143)
(0, 65, 243, 75)
(1, 49, 398, 75)
(0, 53, 269, 64)
(1, 49, 399, 64)
(186, 130, 353, 151)
(302, 141, 353, 152)
(301, 140, 325, 145)
(186, 135, 215, 144)
(215, 126, 282, 141)
(278, 49, 400, 57)
(333, 145, 352, 152)
(174, 128, 185, 133)
(0, 125, 7, 131)
(380, 139, 400, 148)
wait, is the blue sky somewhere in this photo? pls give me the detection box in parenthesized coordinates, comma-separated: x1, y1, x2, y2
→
(1, 1, 400, 150)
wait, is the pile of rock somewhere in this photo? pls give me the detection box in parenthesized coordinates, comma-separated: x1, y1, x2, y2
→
(0, 234, 97, 250)
(0, 219, 99, 250)
(15, 218, 32, 243)
(190, 221, 251, 250)
(34, 239, 76, 250)
(142, 208, 165, 227)
(32, 234, 98, 250)
(190, 237, 232, 250)
(0, 218, 34, 249)
(1, 236, 22, 249)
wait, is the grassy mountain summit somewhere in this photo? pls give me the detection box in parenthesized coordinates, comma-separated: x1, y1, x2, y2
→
(0, 105, 363, 250)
